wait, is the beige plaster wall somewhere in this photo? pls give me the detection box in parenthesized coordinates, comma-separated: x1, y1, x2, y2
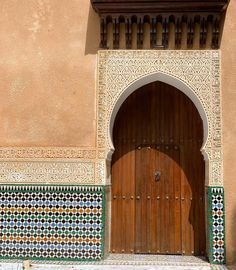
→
(0, 0, 99, 147)
(221, 0, 236, 266)
(1, 0, 236, 266)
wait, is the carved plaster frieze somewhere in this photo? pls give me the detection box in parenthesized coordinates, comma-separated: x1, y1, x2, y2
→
(0, 148, 104, 185)
(0, 161, 96, 184)
(0, 147, 96, 160)
(97, 50, 223, 186)
(96, 159, 106, 184)
(0, 147, 108, 185)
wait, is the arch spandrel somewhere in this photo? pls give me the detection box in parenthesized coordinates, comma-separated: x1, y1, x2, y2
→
(97, 50, 223, 186)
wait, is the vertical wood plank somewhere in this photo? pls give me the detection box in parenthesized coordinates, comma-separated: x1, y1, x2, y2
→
(111, 81, 205, 256)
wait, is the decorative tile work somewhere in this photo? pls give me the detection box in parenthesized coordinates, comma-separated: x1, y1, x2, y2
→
(0, 185, 105, 261)
(208, 187, 225, 264)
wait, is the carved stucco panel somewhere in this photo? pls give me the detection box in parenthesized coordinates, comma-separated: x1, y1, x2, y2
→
(0, 161, 95, 184)
(97, 50, 223, 186)
(0, 148, 97, 160)
(95, 160, 106, 185)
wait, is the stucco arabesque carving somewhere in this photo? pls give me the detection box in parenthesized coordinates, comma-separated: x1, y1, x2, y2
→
(97, 50, 223, 186)
(0, 147, 97, 159)
(0, 147, 105, 185)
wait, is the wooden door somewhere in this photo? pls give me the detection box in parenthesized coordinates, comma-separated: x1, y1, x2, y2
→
(111, 81, 205, 256)
(135, 144, 181, 254)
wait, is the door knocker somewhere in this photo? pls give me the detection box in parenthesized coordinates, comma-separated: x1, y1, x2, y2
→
(154, 170, 161, 181)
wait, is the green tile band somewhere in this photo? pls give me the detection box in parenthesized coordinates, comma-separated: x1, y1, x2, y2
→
(208, 186, 226, 264)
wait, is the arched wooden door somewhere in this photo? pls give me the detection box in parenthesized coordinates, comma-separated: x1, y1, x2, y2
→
(110, 81, 206, 256)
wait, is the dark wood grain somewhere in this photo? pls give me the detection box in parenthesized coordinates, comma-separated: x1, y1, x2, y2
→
(111, 81, 206, 255)
(91, 0, 229, 14)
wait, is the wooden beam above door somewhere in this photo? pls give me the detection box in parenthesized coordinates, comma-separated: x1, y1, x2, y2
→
(91, 0, 230, 50)
(91, 0, 229, 14)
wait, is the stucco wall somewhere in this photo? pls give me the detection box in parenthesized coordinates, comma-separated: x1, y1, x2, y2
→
(0, 0, 236, 266)
(221, 0, 236, 266)
(0, 0, 99, 147)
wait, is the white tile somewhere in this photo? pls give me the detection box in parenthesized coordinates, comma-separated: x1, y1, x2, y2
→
(0, 263, 23, 270)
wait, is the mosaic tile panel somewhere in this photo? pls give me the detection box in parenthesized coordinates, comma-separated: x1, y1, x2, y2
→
(0, 185, 105, 261)
(208, 187, 225, 264)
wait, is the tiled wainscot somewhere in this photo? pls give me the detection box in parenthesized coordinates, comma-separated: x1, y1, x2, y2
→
(208, 187, 226, 264)
(0, 185, 105, 261)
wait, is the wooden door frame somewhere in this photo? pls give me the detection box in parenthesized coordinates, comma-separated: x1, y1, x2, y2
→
(96, 50, 225, 264)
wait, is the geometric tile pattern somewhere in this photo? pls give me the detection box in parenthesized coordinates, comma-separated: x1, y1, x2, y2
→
(208, 187, 225, 264)
(0, 185, 105, 261)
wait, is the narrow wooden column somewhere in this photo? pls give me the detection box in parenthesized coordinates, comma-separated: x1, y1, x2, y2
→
(206, 18, 213, 49)
(119, 22, 126, 49)
(193, 20, 200, 49)
(143, 22, 150, 49)
(181, 20, 188, 49)
(168, 19, 175, 49)
(107, 22, 113, 49)
(156, 20, 163, 47)
(131, 23, 138, 49)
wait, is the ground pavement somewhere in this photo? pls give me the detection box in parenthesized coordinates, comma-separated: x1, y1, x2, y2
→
(0, 254, 228, 270)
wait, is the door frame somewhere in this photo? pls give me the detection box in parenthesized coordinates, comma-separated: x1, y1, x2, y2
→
(96, 50, 225, 264)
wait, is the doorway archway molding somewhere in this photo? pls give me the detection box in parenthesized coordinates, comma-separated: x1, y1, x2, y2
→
(96, 50, 225, 264)
(108, 72, 209, 159)
(97, 50, 222, 187)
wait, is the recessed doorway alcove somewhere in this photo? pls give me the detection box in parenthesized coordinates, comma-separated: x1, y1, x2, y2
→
(96, 50, 225, 264)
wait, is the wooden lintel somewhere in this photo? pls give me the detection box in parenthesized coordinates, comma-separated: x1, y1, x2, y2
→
(91, 0, 229, 15)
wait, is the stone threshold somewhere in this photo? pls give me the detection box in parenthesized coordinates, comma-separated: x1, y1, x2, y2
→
(73, 254, 210, 266)
(0, 255, 228, 269)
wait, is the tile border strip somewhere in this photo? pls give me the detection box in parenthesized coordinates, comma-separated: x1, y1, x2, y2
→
(208, 186, 226, 264)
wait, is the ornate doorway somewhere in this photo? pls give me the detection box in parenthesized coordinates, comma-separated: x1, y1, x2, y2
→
(110, 81, 206, 255)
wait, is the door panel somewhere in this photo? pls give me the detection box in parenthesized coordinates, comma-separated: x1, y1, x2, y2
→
(111, 144, 135, 253)
(111, 81, 205, 255)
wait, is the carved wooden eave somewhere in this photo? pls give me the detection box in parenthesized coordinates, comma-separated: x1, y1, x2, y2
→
(91, 0, 230, 49)
(91, 0, 229, 14)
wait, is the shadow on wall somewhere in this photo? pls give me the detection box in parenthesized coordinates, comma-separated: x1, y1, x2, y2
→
(85, 5, 100, 55)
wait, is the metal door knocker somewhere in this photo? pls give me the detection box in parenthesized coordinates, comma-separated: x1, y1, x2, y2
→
(154, 170, 161, 181)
